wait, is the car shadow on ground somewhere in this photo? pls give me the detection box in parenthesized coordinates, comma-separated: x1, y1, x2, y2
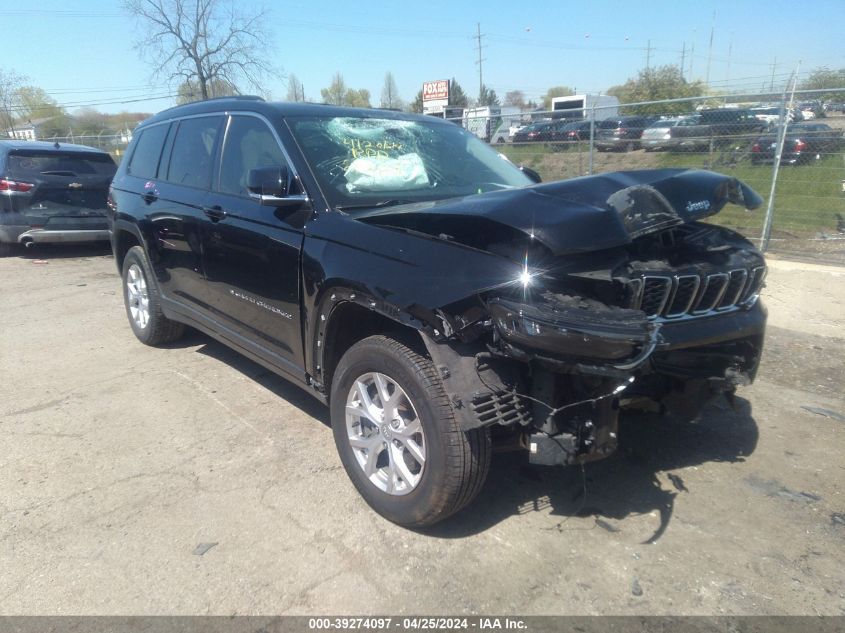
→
(169, 329, 759, 541)
(426, 398, 759, 540)
(9, 243, 113, 260)
(174, 329, 330, 424)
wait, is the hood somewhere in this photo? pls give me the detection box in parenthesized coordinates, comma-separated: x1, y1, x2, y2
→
(355, 169, 762, 257)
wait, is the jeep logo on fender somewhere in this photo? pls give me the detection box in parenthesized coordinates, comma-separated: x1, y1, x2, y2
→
(686, 199, 711, 213)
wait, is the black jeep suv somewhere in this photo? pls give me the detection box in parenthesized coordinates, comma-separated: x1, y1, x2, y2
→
(108, 97, 767, 527)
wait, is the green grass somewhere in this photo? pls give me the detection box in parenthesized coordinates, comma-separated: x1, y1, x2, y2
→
(500, 143, 845, 238)
(653, 151, 845, 237)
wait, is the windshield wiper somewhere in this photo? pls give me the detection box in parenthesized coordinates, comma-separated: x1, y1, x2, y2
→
(335, 199, 416, 212)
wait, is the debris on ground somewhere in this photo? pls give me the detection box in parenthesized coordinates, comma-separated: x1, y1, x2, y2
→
(192, 542, 218, 556)
(631, 577, 644, 597)
(801, 405, 845, 423)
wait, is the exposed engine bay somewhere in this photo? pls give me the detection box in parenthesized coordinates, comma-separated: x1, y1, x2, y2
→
(357, 170, 768, 467)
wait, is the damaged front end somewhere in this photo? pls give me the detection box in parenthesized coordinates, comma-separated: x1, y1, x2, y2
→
(385, 169, 768, 467)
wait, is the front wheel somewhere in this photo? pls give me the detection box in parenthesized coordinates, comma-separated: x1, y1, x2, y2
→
(330, 335, 491, 527)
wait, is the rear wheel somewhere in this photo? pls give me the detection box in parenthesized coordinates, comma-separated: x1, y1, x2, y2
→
(121, 246, 185, 345)
(330, 335, 490, 527)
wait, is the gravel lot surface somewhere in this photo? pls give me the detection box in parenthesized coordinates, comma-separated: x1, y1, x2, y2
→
(1, 245, 843, 615)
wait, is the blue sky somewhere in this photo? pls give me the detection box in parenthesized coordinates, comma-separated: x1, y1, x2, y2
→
(1, 0, 842, 115)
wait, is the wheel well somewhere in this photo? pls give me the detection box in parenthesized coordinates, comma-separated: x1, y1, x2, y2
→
(321, 301, 425, 395)
(114, 230, 141, 271)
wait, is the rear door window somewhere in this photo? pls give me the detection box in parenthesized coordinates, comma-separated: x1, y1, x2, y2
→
(127, 124, 169, 179)
(166, 116, 223, 189)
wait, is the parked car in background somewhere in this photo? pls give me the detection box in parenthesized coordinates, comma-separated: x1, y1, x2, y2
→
(559, 119, 595, 142)
(641, 116, 701, 151)
(751, 122, 845, 165)
(670, 109, 767, 149)
(0, 140, 117, 256)
(511, 119, 571, 143)
(594, 116, 656, 151)
(750, 106, 802, 129)
(108, 98, 767, 527)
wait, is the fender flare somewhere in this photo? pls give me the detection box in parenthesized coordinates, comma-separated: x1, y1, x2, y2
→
(310, 286, 434, 391)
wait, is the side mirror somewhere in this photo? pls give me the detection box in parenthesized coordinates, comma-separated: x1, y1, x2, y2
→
(247, 165, 308, 207)
(520, 165, 542, 184)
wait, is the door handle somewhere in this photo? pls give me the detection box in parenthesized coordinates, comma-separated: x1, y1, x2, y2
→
(203, 205, 227, 222)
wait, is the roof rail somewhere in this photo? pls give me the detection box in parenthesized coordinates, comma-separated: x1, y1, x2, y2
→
(203, 95, 265, 103)
(154, 95, 265, 116)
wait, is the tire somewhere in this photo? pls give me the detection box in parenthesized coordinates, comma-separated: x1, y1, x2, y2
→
(121, 245, 185, 346)
(330, 335, 491, 527)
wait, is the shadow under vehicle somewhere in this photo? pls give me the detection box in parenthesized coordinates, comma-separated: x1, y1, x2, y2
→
(107, 98, 768, 528)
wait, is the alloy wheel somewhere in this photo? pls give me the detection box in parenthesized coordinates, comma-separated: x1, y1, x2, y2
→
(344, 371, 426, 495)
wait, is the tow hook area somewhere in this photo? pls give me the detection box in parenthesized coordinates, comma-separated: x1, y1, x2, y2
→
(527, 387, 623, 466)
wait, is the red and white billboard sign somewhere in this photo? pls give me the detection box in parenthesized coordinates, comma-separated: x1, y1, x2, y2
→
(422, 80, 450, 102)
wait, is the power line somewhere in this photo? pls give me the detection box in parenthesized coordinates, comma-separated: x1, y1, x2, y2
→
(8, 93, 178, 114)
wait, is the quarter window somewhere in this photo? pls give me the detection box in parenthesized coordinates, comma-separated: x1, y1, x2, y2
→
(127, 124, 169, 179)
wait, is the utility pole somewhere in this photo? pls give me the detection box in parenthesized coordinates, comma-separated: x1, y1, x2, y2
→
(726, 33, 733, 89)
(680, 42, 686, 80)
(705, 11, 715, 85)
(645, 39, 652, 71)
(474, 23, 486, 100)
(689, 29, 696, 78)
(770, 57, 777, 93)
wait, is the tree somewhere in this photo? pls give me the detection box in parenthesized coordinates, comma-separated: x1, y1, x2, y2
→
(541, 86, 575, 111)
(477, 83, 499, 107)
(177, 78, 238, 104)
(448, 78, 469, 108)
(320, 74, 371, 107)
(73, 107, 113, 135)
(14, 87, 64, 122)
(503, 90, 525, 108)
(0, 68, 26, 136)
(607, 65, 705, 115)
(410, 90, 423, 113)
(800, 67, 845, 101)
(380, 72, 402, 109)
(123, 0, 277, 101)
(287, 73, 305, 102)
(321, 73, 346, 105)
(345, 89, 371, 108)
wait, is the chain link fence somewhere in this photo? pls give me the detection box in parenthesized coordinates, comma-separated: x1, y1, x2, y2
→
(457, 89, 845, 264)
(45, 132, 132, 162)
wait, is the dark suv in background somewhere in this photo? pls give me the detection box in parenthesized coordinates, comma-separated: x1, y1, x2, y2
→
(0, 140, 117, 256)
(594, 116, 657, 151)
(108, 97, 767, 527)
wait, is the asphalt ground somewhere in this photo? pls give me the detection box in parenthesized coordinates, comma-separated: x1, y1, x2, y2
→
(1, 244, 843, 615)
